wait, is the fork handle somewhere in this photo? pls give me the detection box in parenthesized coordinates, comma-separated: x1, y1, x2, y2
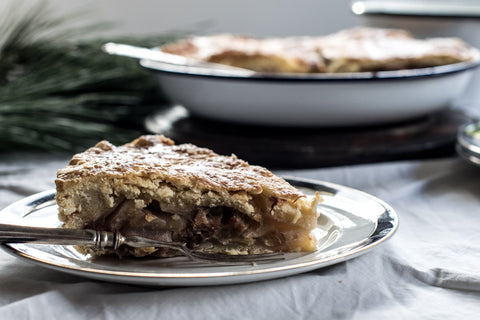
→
(0, 223, 122, 249)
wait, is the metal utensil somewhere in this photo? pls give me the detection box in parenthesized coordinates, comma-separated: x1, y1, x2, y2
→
(102, 42, 255, 76)
(456, 121, 480, 167)
(0, 223, 283, 264)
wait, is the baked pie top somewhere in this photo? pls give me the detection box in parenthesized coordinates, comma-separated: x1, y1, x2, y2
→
(160, 27, 477, 73)
(161, 34, 326, 73)
(319, 27, 477, 72)
(57, 135, 303, 200)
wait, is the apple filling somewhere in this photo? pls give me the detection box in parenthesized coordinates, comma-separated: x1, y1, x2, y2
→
(82, 198, 313, 257)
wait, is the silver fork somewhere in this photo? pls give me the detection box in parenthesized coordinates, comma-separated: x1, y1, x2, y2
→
(0, 223, 284, 264)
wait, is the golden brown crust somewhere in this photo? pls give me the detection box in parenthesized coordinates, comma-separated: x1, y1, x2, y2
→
(56, 135, 302, 200)
(319, 27, 477, 72)
(160, 27, 477, 73)
(162, 34, 326, 73)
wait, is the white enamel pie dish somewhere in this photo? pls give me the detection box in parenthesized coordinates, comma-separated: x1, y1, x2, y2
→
(141, 57, 480, 127)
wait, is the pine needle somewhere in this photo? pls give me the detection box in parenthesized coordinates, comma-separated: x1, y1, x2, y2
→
(0, 1, 189, 152)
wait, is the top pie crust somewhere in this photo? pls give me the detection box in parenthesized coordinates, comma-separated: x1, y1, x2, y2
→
(160, 27, 477, 73)
(57, 135, 304, 201)
(162, 34, 326, 73)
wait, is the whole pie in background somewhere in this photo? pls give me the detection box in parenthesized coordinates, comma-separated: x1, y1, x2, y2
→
(161, 27, 478, 73)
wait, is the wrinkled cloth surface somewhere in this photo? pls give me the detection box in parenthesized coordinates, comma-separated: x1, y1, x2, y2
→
(0, 153, 479, 319)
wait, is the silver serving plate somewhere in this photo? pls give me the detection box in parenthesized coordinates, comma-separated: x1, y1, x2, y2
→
(0, 178, 398, 287)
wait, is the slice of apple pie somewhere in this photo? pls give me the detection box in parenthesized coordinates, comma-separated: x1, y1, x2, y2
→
(55, 135, 321, 257)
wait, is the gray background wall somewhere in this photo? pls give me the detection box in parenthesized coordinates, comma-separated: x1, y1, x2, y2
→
(48, 0, 360, 37)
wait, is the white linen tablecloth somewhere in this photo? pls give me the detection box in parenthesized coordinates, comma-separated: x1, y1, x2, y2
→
(0, 153, 479, 319)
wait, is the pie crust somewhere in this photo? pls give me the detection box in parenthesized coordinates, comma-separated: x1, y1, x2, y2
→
(162, 34, 326, 73)
(56, 136, 322, 257)
(161, 27, 477, 73)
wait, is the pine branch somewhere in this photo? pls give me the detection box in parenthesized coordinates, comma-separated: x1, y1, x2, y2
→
(0, 2, 191, 152)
